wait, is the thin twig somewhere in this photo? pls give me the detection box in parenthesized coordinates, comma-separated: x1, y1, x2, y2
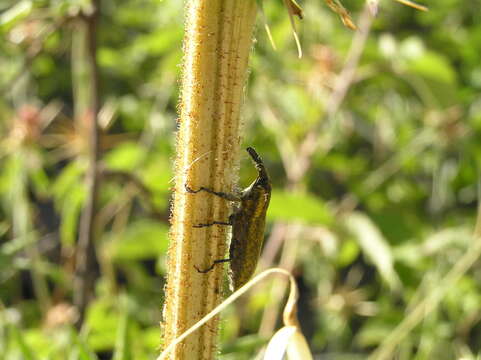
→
(73, 0, 101, 328)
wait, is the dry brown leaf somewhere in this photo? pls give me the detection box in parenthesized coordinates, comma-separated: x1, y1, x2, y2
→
(284, 0, 304, 19)
(324, 0, 357, 30)
(394, 0, 428, 11)
(283, 0, 304, 57)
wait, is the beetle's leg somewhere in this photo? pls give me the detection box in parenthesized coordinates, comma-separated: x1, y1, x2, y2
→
(193, 220, 232, 228)
(195, 258, 231, 273)
(192, 212, 237, 228)
(185, 184, 241, 202)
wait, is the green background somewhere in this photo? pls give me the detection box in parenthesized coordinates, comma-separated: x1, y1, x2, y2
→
(1, 0, 481, 358)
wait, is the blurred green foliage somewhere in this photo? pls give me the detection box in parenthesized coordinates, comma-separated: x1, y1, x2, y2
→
(1, 0, 481, 359)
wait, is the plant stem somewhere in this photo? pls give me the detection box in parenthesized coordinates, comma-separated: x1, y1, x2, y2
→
(162, 1, 257, 358)
(73, 0, 101, 328)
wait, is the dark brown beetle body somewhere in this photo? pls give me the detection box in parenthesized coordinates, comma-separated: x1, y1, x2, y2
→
(186, 147, 271, 290)
(228, 147, 271, 289)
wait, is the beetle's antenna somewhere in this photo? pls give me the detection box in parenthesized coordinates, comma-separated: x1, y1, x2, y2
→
(246, 147, 269, 180)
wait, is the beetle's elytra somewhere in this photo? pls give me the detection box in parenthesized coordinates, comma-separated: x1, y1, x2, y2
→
(186, 147, 271, 290)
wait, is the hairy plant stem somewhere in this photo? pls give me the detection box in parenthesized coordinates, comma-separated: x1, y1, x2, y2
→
(162, 1, 257, 358)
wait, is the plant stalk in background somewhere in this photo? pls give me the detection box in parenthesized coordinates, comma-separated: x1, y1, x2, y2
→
(72, 0, 101, 328)
(162, 0, 257, 358)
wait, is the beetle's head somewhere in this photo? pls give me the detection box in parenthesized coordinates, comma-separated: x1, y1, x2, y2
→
(246, 147, 270, 190)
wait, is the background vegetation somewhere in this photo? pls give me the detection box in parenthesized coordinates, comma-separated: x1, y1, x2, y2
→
(1, 0, 481, 358)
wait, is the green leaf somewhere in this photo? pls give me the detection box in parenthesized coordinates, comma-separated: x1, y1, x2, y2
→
(356, 321, 397, 347)
(0, 221, 9, 237)
(107, 220, 169, 260)
(59, 187, 85, 246)
(0, 1, 32, 32)
(406, 51, 457, 85)
(140, 327, 162, 352)
(29, 167, 50, 196)
(68, 328, 99, 360)
(104, 142, 145, 171)
(9, 324, 36, 360)
(221, 334, 267, 355)
(336, 239, 360, 267)
(343, 212, 401, 290)
(51, 162, 86, 245)
(86, 298, 119, 351)
(52, 162, 85, 201)
(113, 295, 132, 360)
(268, 190, 333, 225)
(1, 232, 35, 255)
(141, 155, 172, 197)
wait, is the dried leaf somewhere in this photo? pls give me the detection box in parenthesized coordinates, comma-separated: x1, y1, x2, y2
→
(257, 0, 303, 57)
(367, 0, 379, 16)
(264, 327, 313, 360)
(158, 268, 305, 360)
(264, 326, 296, 360)
(284, 0, 304, 19)
(257, 2, 277, 51)
(286, 329, 313, 360)
(324, 0, 357, 30)
(394, 0, 428, 11)
(283, 0, 304, 58)
(282, 269, 300, 326)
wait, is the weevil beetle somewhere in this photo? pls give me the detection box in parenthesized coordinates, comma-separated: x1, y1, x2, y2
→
(185, 147, 271, 290)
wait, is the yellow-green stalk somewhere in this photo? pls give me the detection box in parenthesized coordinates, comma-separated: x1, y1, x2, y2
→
(162, 1, 257, 358)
